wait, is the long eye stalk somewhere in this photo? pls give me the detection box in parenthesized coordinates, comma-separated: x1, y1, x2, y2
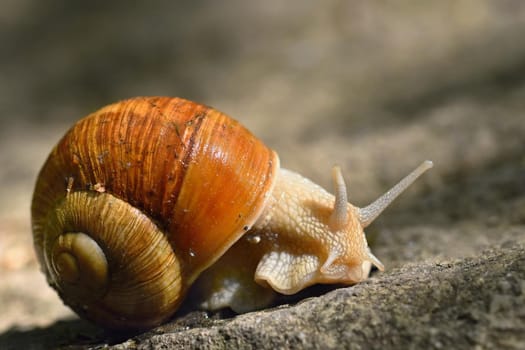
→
(358, 160, 433, 228)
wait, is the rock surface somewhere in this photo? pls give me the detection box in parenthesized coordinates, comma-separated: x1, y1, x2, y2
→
(1, 241, 523, 349)
(1, 1, 525, 349)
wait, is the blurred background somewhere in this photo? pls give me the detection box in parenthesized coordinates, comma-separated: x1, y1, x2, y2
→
(1, 0, 525, 334)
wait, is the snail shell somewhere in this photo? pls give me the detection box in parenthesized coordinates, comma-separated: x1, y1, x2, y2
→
(31, 97, 432, 330)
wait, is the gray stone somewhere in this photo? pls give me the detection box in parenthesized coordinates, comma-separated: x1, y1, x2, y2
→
(1, 241, 523, 349)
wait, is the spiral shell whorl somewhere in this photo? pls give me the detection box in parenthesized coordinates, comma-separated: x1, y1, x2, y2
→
(51, 232, 109, 297)
(42, 191, 183, 329)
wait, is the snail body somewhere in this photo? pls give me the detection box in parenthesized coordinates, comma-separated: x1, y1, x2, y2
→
(31, 97, 432, 330)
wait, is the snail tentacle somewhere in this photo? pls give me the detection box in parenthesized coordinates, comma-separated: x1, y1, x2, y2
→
(358, 160, 433, 227)
(329, 165, 349, 231)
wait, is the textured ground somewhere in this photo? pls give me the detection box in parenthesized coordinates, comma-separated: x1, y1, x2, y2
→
(1, 1, 524, 349)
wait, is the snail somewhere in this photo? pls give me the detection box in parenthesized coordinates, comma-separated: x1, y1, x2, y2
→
(31, 96, 433, 330)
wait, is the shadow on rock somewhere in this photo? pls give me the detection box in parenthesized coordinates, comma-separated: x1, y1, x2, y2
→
(0, 318, 129, 350)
